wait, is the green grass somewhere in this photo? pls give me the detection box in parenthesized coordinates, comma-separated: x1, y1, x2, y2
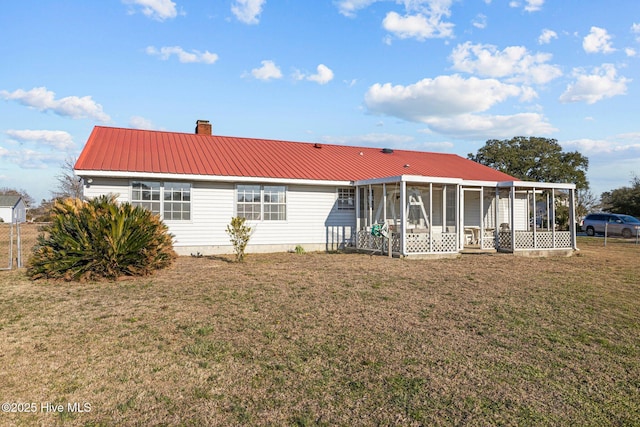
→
(0, 237, 638, 425)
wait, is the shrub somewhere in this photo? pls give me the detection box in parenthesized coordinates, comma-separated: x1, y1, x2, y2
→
(226, 217, 252, 262)
(27, 195, 176, 281)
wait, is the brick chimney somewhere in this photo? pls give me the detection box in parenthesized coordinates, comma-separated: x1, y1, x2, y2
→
(195, 120, 212, 135)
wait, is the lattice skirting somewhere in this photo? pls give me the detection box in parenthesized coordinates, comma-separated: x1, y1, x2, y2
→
(497, 231, 573, 250)
(357, 231, 457, 254)
(356, 231, 400, 253)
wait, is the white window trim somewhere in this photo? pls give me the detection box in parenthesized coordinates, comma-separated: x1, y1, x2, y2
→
(235, 184, 287, 222)
(130, 181, 192, 222)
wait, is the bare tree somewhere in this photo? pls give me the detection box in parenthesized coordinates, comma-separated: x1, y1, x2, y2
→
(52, 157, 84, 200)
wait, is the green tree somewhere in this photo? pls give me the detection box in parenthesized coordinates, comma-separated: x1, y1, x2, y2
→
(468, 137, 589, 189)
(600, 176, 640, 217)
(226, 216, 252, 262)
(27, 195, 176, 281)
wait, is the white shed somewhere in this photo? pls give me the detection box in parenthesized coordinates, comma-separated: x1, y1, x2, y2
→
(0, 195, 27, 223)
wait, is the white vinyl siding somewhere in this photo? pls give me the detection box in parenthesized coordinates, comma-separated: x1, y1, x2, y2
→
(82, 178, 356, 252)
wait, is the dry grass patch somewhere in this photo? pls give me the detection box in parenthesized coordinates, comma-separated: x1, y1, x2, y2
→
(1, 237, 639, 425)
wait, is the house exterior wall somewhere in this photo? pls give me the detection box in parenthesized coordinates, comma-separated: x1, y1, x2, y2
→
(83, 178, 356, 255)
(0, 207, 11, 223)
(0, 200, 26, 223)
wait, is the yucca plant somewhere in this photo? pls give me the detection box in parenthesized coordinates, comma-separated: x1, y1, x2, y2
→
(27, 195, 176, 281)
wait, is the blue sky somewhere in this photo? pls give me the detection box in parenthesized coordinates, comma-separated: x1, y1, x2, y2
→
(1, 0, 639, 203)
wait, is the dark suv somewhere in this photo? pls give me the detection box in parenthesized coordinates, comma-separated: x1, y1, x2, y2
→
(582, 213, 640, 238)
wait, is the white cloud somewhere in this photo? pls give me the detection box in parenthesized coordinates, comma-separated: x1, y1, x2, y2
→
(364, 74, 555, 138)
(563, 137, 640, 155)
(146, 46, 218, 64)
(296, 64, 335, 85)
(583, 26, 616, 54)
(631, 23, 640, 43)
(129, 116, 156, 130)
(337, 0, 455, 39)
(509, 0, 544, 12)
(538, 29, 557, 44)
(449, 42, 562, 85)
(0, 87, 111, 122)
(365, 75, 525, 119)
(559, 64, 630, 104)
(5, 130, 75, 150)
(250, 60, 282, 81)
(472, 14, 487, 29)
(383, 10, 454, 40)
(625, 48, 637, 57)
(123, 0, 178, 21)
(524, 0, 544, 12)
(231, 0, 266, 25)
(320, 133, 414, 147)
(421, 113, 556, 139)
(0, 146, 68, 169)
(335, 0, 379, 17)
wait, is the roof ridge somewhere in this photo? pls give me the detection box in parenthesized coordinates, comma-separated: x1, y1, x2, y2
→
(92, 126, 454, 156)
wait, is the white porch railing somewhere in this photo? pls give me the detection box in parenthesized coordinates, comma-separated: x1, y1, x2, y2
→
(496, 230, 572, 251)
(356, 230, 457, 254)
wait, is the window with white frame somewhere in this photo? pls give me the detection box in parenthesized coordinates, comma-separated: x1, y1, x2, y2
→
(131, 181, 191, 221)
(131, 181, 161, 215)
(164, 182, 191, 220)
(237, 185, 261, 220)
(236, 184, 286, 221)
(263, 186, 286, 220)
(337, 188, 355, 210)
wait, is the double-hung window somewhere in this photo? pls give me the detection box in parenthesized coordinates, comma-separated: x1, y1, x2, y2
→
(337, 188, 355, 210)
(236, 185, 286, 221)
(237, 185, 261, 220)
(131, 181, 161, 214)
(131, 181, 191, 221)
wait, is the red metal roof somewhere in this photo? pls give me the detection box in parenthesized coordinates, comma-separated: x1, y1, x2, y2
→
(75, 126, 517, 182)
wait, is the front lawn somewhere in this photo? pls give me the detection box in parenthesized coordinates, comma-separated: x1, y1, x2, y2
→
(1, 237, 638, 425)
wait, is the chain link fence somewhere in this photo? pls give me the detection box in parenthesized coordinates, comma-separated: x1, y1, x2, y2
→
(0, 223, 47, 270)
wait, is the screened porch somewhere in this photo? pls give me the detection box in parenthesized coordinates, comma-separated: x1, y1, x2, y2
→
(353, 176, 577, 257)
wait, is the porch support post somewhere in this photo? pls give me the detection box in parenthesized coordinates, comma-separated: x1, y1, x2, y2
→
(495, 187, 500, 250)
(382, 183, 387, 255)
(480, 187, 484, 249)
(368, 185, 373, 249)
(510, 185, 516, 251)
(458, 185, 462, 250)
(552, 188, 556, 248)
(429, 183, 433, 253)
(532, 188, 537, 249)
(400, 180, 407, 256)
(570, 188, 577, 250)
(355, 185, 360, 249)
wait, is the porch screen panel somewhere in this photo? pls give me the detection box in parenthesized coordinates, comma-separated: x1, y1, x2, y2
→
(464, 191, 481, 227)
